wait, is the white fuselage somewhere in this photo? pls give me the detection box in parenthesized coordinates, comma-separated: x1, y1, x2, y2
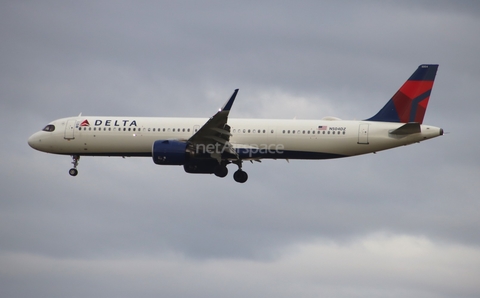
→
(28, 116, 443, 159)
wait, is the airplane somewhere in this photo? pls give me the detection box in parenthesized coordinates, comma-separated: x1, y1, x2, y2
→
(28, 64, 443, 183)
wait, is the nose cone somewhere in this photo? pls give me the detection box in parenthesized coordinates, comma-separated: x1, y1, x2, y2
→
(28, 133, 37, 149)
(28, 132, 43, 151)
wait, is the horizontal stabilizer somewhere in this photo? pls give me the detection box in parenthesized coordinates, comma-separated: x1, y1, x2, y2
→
(389, 122, 421, 135)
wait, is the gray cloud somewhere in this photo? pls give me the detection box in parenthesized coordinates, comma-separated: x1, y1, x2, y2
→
(1, 1, 479, 297)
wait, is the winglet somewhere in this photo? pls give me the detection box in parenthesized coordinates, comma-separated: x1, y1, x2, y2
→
(221, 89, 239, 111)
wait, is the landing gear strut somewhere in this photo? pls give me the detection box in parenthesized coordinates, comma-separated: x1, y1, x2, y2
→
(69, 155, 80, 176)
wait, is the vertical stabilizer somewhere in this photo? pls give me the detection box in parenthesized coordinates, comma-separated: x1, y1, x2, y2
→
(367, 64, 438, 124)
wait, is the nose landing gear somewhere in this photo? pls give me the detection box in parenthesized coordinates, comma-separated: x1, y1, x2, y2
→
(69, 155, 80, 176)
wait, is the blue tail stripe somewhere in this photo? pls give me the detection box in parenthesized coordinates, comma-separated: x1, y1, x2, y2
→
(409, 90, 431, 122)
(408, 64, 438, 81)
(367, 100, 400, 122)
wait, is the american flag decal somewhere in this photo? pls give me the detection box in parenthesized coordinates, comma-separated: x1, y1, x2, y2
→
(318, 125, 327, 130)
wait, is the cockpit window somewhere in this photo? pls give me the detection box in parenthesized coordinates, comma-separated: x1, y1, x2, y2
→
(42, 124, 55, 132)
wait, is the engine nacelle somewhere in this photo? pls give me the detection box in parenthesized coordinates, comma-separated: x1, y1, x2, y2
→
(152, 140, 188, 165)
(183, 159, 218, 174)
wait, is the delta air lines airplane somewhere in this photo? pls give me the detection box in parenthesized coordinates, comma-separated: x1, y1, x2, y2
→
(28, 65, 443, 183)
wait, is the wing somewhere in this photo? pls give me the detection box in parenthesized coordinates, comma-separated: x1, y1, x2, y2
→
(187, 89, 239, 162)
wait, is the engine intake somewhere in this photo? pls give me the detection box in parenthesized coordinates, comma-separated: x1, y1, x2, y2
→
(152, 140, 187, 165)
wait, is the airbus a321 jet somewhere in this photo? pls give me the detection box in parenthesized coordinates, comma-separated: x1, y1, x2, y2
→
(28, 64, 443, 183)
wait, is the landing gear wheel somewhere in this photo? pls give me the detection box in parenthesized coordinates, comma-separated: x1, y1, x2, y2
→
(214, 165, 228, 178)
(233, 170, 248, 183)
(69, 155, 80, 177)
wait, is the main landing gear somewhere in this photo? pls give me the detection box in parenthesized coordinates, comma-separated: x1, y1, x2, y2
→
(214, 163, 228, 178)
(232, 160, 248, 183)
(69, 155, 80, 176)
(213, 161, 248, 183)
(233, 169, 248, 183)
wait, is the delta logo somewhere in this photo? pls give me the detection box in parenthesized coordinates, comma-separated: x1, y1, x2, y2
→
(80, 119, 90, 127)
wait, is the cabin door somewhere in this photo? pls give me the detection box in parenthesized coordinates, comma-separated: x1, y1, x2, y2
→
(64, 119, 76, 140)
(357, 124, 369, 144)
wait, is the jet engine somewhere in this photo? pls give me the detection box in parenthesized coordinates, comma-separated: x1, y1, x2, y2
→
(152, 140, 188, 165)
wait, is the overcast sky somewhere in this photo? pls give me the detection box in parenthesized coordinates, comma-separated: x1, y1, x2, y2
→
(1, 1, 480, 297)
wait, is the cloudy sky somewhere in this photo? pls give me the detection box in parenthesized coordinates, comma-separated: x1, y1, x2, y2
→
(1, 1, 480, 297)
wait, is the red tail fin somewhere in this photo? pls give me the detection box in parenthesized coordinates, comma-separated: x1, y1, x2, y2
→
(367, 64, 438, 124)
